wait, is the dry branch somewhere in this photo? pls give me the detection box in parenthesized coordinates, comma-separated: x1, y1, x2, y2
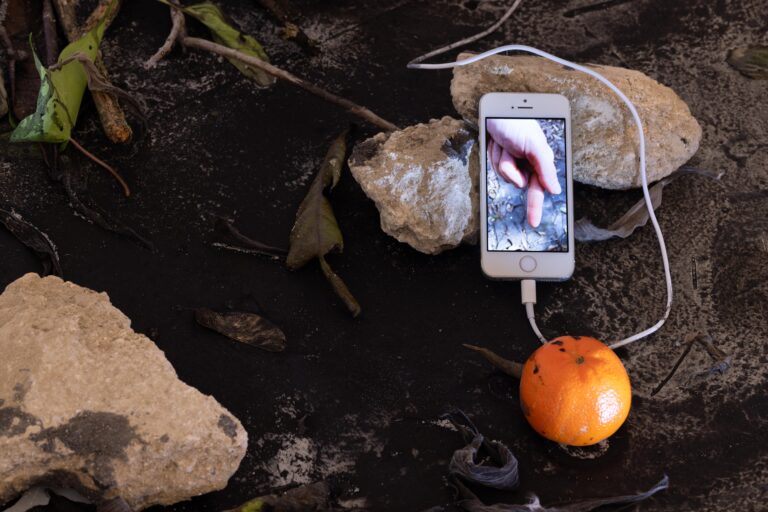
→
(144, 6, 185, 68)
(408, 0, 524, 66)
(181, 36, 398, 132)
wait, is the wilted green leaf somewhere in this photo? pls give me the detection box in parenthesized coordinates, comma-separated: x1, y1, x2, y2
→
(287, 129, 361, 317)
(163, 1, 276, 87)
(10, 1, 113, 143)
(287, 130, 347, 269)
(727, 45, 768, 80)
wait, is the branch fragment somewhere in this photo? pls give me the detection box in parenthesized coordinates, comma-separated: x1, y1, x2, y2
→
(52, 0, 133, 144)
(408, 0, 524, 66)
(181, 35, 398, 132)
(144, 6, 185, 68)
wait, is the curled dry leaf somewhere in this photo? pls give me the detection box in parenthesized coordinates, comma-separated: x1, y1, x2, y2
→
(575, 167, 722, 242)
(0, 208, 62, 276)
(287, 129, 361, 317)
(444, 409, 520, 490)
(441, 411, 669, 512)
(456, 475, 669, 511)
(225, 481, 331, 512)
(161, 1, 276, 87)
(195, 308, 287, 352)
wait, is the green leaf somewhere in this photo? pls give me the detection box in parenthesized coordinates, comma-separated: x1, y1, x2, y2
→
(287, 129, 361, 317)
(165, 1, 276, 87)
(10, 1, 114, 143)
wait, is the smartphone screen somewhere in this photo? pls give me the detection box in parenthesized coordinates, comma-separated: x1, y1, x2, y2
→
(485, 117, 568, 253)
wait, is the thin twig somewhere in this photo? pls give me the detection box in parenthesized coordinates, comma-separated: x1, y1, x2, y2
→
(214, 216, 287, 257)
(42, 0, 59, 66)
(651, 333, 700, 396)
(408, 0, 524, 66)
(69, 137, 131, 197)
(180, 36, 399, 132)
(144, 6, 185, 68)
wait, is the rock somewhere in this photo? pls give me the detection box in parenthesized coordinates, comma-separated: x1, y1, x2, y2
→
(451, 52, 702, 189)
(348, 116, 479, 255)
(0, 274, 247, 510)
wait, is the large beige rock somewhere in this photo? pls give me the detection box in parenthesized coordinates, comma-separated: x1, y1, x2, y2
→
(451, 52, 702, 189)
(0, 274, 247, 510)
(348, 116, 479, 255)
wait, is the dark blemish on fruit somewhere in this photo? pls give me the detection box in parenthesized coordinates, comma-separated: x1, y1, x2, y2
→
(576, 356, 585, 364)
(552, 340, 564, 346)
(533, 365, 540, 374)
(559, 348, 566, 352)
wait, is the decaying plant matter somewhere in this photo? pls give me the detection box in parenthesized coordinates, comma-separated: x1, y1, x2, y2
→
(286, 129, 361, 317)
(146, 1, 397, 131)
(52, 0, 133, 143)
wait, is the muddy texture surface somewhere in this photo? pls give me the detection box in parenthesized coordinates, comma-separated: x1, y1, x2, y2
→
(1, 0, 766, 510)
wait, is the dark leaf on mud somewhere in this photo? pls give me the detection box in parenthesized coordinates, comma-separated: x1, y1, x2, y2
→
(727, 45, 768, 79)
(225, 481, 330, 512)
(287, 129, 361, 317)
(575, 167, 722, 242)
(195, 308, 286, 352)
(0, 208, 62, 276)
(444, 410, 519, 491)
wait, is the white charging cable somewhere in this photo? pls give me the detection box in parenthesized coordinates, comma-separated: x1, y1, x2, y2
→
(408, 45, 673, 350)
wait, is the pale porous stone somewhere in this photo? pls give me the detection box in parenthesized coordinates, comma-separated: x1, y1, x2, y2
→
(348, 116, 479, 255)
(451, 52, 702, 189)
(0, 274, 247, 510)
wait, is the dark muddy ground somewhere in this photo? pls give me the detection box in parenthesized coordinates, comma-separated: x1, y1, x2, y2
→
(1, 0, 766, 510)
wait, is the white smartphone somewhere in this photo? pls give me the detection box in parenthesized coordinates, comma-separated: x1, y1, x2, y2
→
(479, 93, 574, 280)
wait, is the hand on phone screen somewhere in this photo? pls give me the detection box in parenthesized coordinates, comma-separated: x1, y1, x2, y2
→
(486, 119, 562, 228)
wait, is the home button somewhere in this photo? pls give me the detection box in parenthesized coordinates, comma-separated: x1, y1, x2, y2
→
(520, 256, 537, 272)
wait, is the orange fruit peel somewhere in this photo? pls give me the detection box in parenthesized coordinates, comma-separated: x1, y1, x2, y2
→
(519, 336, 631, 446)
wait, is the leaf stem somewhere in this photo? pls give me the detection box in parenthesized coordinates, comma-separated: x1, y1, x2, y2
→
(69, 137, 131, 197)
